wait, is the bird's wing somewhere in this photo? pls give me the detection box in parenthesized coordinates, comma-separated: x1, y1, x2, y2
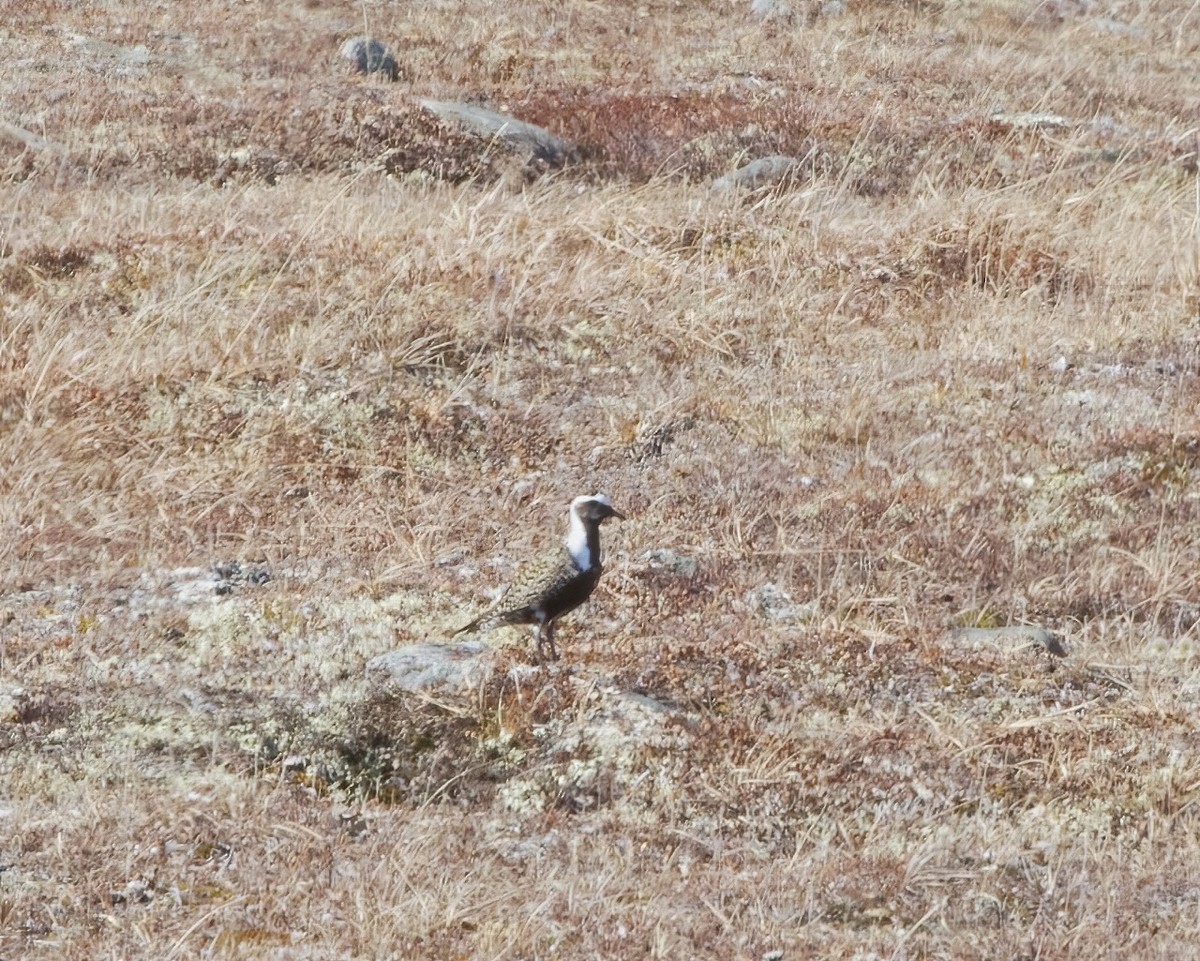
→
(453, 550, 581, 633)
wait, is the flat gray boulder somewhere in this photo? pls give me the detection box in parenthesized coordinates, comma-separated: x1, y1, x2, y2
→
(948, 625, 1067, 657)
(419, 99, 576, 167)
(366, 641, 498, 692)
(988, 112, 1071, 132)
(0, 122, 67, 156)
(711, 155, 802, 192)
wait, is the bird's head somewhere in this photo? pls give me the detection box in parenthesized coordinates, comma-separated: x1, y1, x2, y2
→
(571, 493, 625, 525)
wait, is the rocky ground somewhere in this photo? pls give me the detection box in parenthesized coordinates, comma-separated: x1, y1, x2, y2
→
(2, 0, 1200, 957)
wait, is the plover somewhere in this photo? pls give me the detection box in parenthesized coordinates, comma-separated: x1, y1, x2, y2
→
(452, 493, 625, 661)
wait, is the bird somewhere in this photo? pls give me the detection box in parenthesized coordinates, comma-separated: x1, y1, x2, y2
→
(452, 493, 625, 661)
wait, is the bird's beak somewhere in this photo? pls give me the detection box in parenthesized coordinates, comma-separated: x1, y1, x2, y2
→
(610, 507, 626, 521)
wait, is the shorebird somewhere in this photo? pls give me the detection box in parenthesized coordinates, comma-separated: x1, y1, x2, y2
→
(452, 493, 624, 661)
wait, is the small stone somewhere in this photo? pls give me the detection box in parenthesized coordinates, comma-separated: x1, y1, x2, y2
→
(1090, 17, 1144, 37)
(751, 0, 793, 18)
(746, 582, 814, 621)
(112, 880, 153, 904)
(366, 641, 498, 693)
(67, 34, 152, 68)
(212, 561, 270, 595)
(948, 625, 1067, 657)
(339, 36, 398, 81)
(641, 549, 700, 579)
(989, 112, 1072, 131)
(712, 155, 803, 193)
(169, 567, 222, 605)
(0, 684, 25, 723)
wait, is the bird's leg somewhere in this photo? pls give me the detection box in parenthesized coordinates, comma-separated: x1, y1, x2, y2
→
(545, 621, 558, 661)
(534, 621, 547, 664)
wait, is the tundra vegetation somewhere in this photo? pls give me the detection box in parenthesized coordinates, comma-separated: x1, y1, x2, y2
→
(1, 0, 1199, 957)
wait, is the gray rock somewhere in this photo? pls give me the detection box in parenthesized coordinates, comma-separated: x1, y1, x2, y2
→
(746, 582, 815, 622)
(641, 548, 700, 579)
(0, 683, 24, 723)
(711, 155, 802, 193)
(339, 36, 398, 80)
(949, 625, 1067, 657)
(419, 99, 576, 167)
(0, 122, 66, 156)
(167, 566, 224, 606)
(67, 34, 152, 68)
(366, 641, 498, 692)
(751, 0, 793, 18)
(1090, 17, 1145, 37)
(989, 112, 1072, 131)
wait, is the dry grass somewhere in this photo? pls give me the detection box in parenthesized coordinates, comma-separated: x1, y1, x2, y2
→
(2, 0, 1200, 957)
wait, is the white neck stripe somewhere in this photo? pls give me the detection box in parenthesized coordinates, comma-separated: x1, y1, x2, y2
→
(565, 508, 594, 569)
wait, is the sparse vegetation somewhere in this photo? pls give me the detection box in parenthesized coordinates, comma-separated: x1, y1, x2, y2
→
(2, 0, 1200, 957)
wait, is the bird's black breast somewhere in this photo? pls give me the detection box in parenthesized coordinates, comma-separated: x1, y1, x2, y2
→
(537, 563, 603, 622)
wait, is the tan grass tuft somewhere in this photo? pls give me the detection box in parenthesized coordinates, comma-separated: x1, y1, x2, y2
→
(3, 0, 1200, 957)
